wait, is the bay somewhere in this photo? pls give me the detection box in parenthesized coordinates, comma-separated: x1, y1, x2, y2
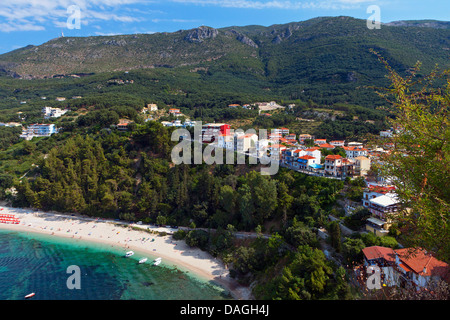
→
(0, 229, 230, 300)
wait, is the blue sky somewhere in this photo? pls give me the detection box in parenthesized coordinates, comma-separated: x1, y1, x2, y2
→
(0, 0, 448, 54)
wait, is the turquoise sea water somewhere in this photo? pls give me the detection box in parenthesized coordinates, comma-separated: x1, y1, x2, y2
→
(0, 229, 230, 300)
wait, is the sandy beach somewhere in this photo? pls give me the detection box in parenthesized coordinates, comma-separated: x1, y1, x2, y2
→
(0, 205, 252, 300)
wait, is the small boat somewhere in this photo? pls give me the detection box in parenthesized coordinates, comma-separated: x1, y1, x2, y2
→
(153, 257, 162, 266)
(24, 293, 35, 299)
(125, 251, 134, 257)
(139, 258, 148, 264)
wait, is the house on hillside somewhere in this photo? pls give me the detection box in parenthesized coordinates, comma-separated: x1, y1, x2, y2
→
(362, 246, 450, 290)
(20, 124, 58, 140)
(142, 104, 158, 113)
(298, 134, 315, 144)
(168, 108, 182, 117)
(314, 138, 327, 145)
(362, 246, 399, 287)
(343, 145, 368, 159)
(42, 106, 68, 119)
(319, 143, 335, 151)
(329, 140, 345, 147)
(353, 156, 371, 176)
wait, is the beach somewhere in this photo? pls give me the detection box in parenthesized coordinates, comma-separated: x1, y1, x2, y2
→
(0, 205, 252, 300)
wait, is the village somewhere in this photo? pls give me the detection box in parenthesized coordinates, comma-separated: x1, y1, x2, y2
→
(9, 100, 450, 292)
(11, 101, 401, 241)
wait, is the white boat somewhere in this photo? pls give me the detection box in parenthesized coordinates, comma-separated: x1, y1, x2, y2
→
(139, 258, 148, 264)
(24, 293, 35, 299)
(153, 257, 162, 265)
(125, 251, 134, 257)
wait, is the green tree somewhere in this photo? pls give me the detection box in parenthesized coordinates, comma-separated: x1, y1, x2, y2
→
(372, 52, 450, 261)
(329, 221, 342, 253)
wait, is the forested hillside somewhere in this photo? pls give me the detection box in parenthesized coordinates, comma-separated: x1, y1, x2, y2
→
(1, 16, 449, 109)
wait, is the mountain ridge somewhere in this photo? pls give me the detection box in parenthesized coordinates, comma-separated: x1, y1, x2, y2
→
(0, 16, 448, 88)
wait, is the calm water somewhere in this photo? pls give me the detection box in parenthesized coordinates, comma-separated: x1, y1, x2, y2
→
(0, 229, 230, 300)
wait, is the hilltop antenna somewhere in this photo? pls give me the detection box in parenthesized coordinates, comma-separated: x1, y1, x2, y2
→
(61, 29, 65, 38)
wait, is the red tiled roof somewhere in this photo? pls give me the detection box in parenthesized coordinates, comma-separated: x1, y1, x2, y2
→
(344, 146, 368, 151)
(299, 155, 315, 160)
(325, 154, 342, 160)
(368, 185, 396, 194)
(362, 246, 396, 263)
(319, 143, 335, 149)
(395, 248, 450, 279)
(305, 147, 320, 151)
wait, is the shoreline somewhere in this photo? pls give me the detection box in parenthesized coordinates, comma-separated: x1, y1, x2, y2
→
(0, 205, 253, 300)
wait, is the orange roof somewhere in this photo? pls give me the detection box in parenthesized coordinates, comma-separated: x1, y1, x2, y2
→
(368, 185, 396, 194)
(325, 155, 342, 160)
(362, 246, 396, 263)
(305, 147, 320, 151)
(344, 146, 368, 151)
(299, 155, 315, 160)
(319, 143, 335, 149)
(395, 248, 450, 279)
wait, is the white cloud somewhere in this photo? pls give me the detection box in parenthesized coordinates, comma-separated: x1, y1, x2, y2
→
(0, 22, 45, 32)
(0, 0, 145, 32)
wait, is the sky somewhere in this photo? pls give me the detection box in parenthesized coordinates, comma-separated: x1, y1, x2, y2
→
(0, 0, 448, 54)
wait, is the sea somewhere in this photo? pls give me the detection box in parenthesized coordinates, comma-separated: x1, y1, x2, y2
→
(0, 229, 231, 300)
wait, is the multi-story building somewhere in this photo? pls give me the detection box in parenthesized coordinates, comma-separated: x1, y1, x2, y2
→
(343, 145, 368, 159)
(324, 155, 343, 176)
(298, 134, 314, 144)
(367, 193, 399, 220)
(217, 134, 235, 150)
(236, 133, 258, 153)
(297, 155, 320, 170)
(324, 154, 354, 177)
(314, 138, 327, 145)
(20, 124, 57, 140)
(329, 140, 345, 147)
(353, 156, 371, 176)
(273, 127, 289, 136)
(42, 107, 68, 119)
(201, 123, 231, 143)
(267, 144, 286, 161)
